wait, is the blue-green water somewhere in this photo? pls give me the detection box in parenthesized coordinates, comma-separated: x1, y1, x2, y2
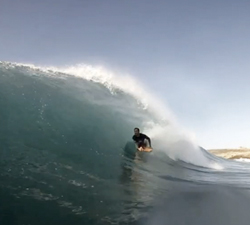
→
(1, 62, 250, 225)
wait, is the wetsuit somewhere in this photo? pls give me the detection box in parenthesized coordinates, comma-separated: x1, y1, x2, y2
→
(132, 133, 151, 148)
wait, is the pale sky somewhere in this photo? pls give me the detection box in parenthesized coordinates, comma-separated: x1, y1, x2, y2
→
(1, 0, 250, 149)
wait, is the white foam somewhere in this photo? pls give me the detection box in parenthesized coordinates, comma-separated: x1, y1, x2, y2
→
(235, 158, 250, 163)
(143, 123, 223, 169)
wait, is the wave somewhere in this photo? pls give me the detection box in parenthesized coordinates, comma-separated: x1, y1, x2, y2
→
(0, 61, 222, 169)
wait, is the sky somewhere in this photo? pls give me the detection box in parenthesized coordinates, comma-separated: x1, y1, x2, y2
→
(1, 0, 250, 149)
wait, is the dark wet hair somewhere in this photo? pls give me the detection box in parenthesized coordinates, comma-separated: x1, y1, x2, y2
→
(134, 127, 140, 132)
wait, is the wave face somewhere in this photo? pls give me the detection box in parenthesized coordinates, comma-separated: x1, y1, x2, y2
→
(1, 62, 250, 225)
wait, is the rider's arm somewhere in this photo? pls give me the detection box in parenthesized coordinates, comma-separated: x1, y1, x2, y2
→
(142, 134, 151, 147)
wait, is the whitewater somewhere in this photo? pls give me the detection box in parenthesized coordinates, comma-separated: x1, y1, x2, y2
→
(1, 61, 250, 225)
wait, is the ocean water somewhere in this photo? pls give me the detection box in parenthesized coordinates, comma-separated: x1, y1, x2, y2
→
(1, 61, 250, 225)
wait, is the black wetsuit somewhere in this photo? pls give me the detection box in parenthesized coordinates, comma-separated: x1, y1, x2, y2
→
(132, 133, 151, 147)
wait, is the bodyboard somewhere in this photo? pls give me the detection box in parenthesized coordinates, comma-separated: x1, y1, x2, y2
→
(137, 147, 153, 152)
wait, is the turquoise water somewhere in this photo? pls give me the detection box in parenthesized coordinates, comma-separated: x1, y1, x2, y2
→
(1, 62, 250, 225)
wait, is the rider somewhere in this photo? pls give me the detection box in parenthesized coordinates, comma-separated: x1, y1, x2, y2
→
(132, 127, 151, 149)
